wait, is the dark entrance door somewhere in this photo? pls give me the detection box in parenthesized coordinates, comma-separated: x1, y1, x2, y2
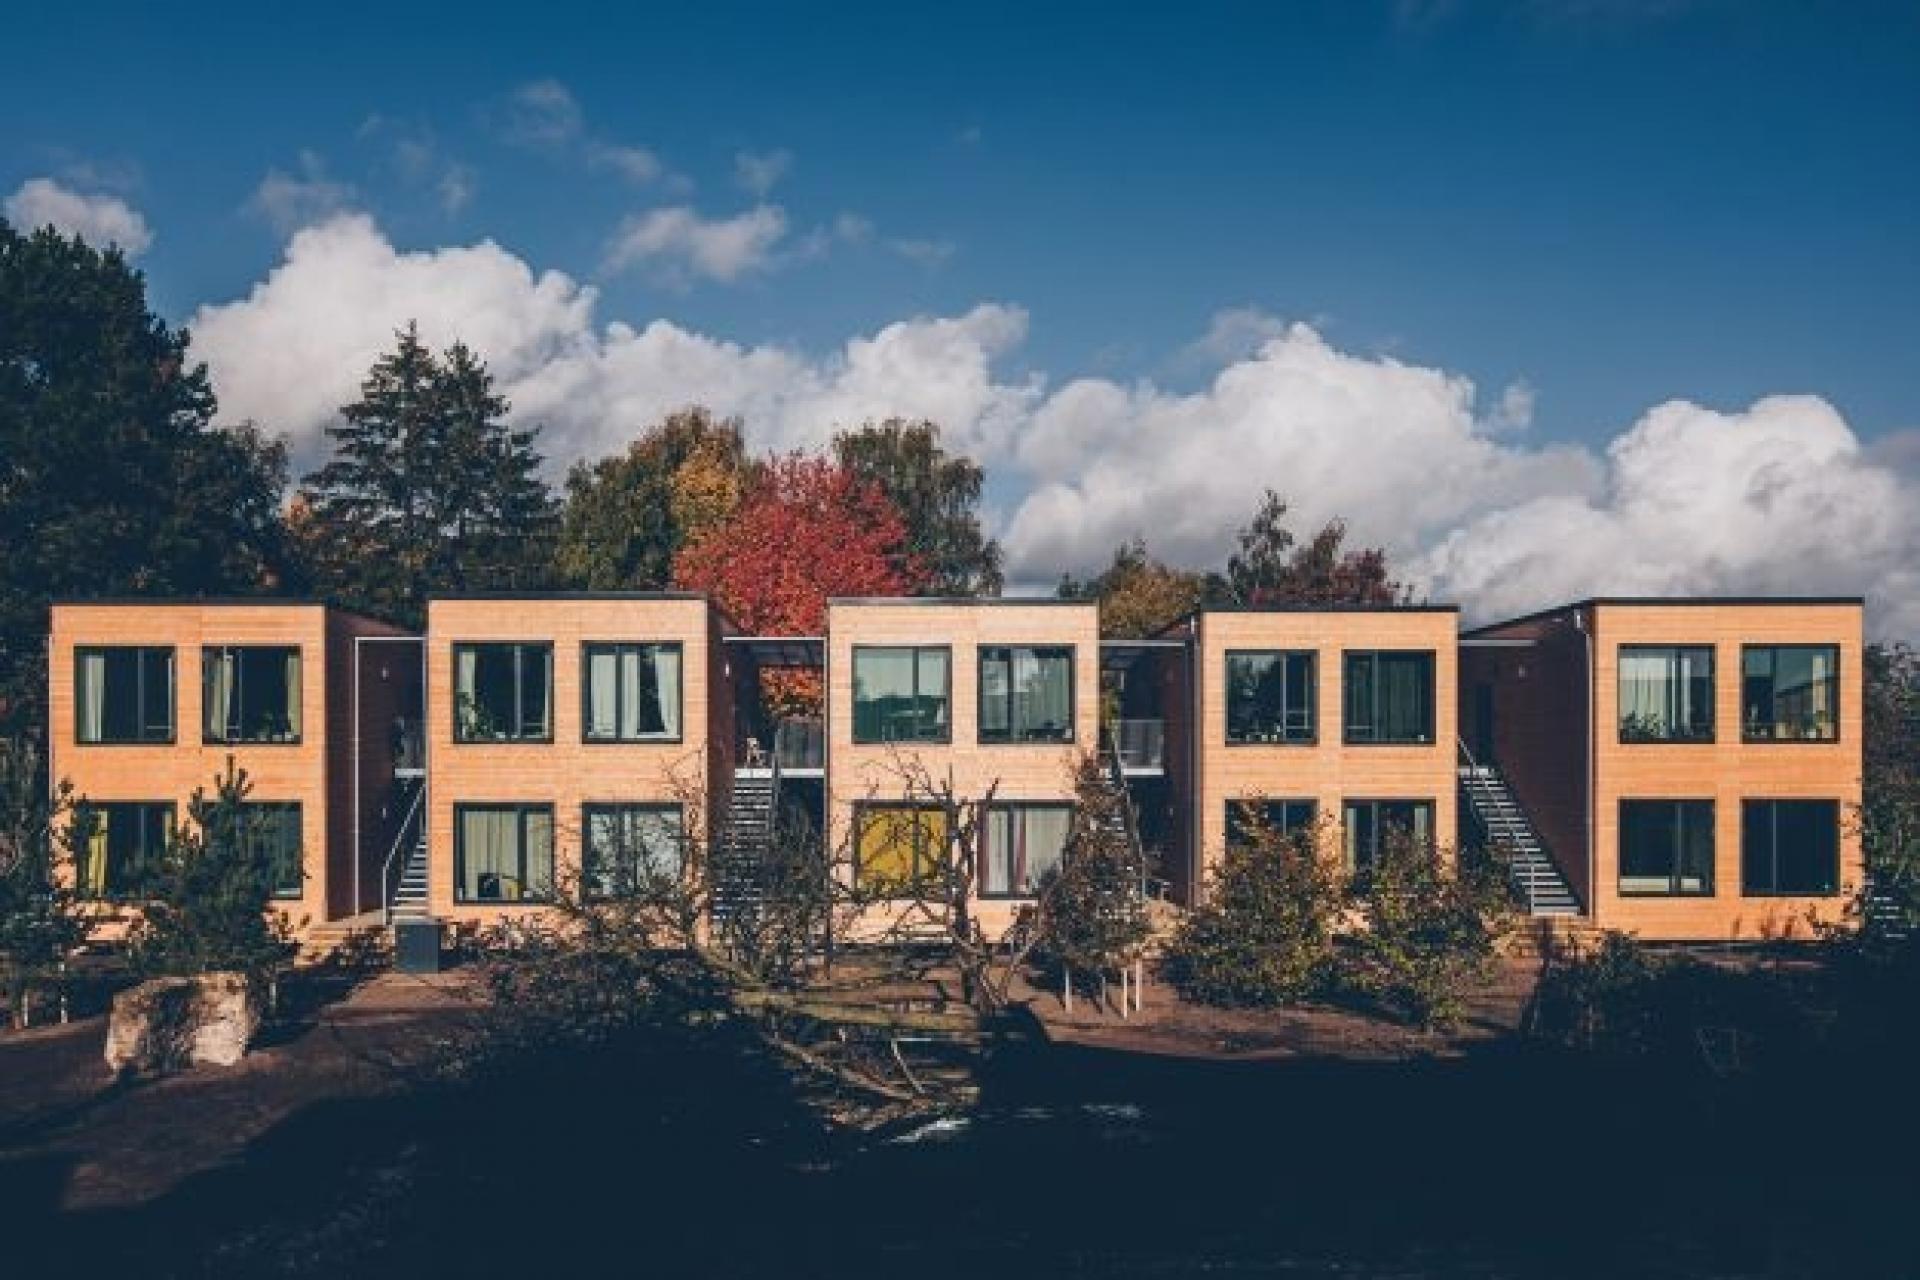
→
(1472, 682, 1496, 762)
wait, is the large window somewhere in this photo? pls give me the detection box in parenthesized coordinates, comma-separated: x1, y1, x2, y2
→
(981, 803, 1072, 897)
(583, 804, 685, 898)
(235, 802, 303, 900)
(1226, 651, 1315, 744)
(854, 804, 950, 894)
(1342, 800, 1433, 876)
(1343, 652, 1435, 745)
(454, 643, 552, 742)
(75, 801, 172, 899)
(76, 646, 174, 744)
(202, 646, 302, 744)
(1618, 800, 1715, 896)
(582, 643, 682, 742)
(454, 804, 554, 903)
(1618, 646, 1715, 743)
(1226, 799, 1318, 851)
(1742, 646, 1840, 742)
(978, 646, 1074, 744)
(851, 646, 950, 744)
(1742, 800, 1840, 896)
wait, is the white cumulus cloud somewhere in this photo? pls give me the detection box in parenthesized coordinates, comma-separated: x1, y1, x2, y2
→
(247, 152, 357, 235)
(4, 178, 152, 256)
(603, 204, 789, 285)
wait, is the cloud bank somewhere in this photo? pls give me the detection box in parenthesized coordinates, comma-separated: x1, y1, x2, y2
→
(5, 178, 153, 256)
(188, 215, 1920, 638)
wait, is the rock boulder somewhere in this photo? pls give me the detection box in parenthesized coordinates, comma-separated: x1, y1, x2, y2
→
(105, 973, 262, 1075)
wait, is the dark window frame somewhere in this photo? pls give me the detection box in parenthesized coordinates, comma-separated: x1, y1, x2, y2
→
(201, 644, 304, 746)
(1341, 798, 1435, 877)
(851, 800, 954, 896)
(976, 645, 1076, 746)
(581, 801, 687, 900)
(850, 645, 952, 745)
(73, 800, 174, 901)
(1224, 650, 1317, 746)
(1342, 651, 1437, 746)
(978, 800, 1075, 899)
(235, 800, 305, 900)
(1741, 644, 1842, 744)
(1617, 644, 1717, 744)
(1225, 798, 1319, 852)
(452, 642, 555, 744)
(74, 645, 176, 745)
(1617, 799, 1717, 898)
(579, 641, 685, 744)
(453, 802, 557, 904)
(1741, 799, 1841, 897)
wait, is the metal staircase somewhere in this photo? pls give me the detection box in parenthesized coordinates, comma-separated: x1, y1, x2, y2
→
(1457, 743, 1580, 917)
(381, 778, 430, 923)
(712, 741, 781, 928)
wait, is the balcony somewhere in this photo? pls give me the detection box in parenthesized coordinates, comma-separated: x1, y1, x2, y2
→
(1108, 718, 1165, 774)
(392, 717, 426, 777)
(773, 717, 825, 774)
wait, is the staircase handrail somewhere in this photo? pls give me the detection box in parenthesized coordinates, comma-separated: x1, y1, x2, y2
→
(1457, 735, 1537, 914)
(1101, 727, 1154, 906)
(380, 780, 426, 926)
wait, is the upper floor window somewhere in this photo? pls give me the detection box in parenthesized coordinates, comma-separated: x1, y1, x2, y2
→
(454, 643, 552, 742)
(1226, 651, 1315, 745)
(203, 646, 302, 744)
(980, 803, 1072, 897)
(583, 803, 685, 899)
(1618, 645, 1714, 743)
(75, 801, 172, 900)
(1619, 799, 1714, 896)
(1342, 799, 1433, 877)
(978, 646, 1074, 744)
(1343, 651, 1435, 745)
(1742, 645, 1839, 742)
(1741, 799, 1839, 897)
(455, 803, 554, 903)
(852, 646, 949, 744)
(583, 643, 682, 742)
(854, 803, 950, 895)
(76, 646, 174, 743)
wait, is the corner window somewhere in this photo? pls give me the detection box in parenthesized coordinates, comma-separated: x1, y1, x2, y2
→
(852, 646, 950, 744)
(1619, 800, 1714, 896)
(1742, 800, 1839, 896)
(1742, 646, 1839, 742)
(1343, 652, 1435, 745)
(454, 803, 554, 903)
(583, 804, 685, 899)
(76, 646, 174, 744)
(981, 803, 1072, 897)
(1226, 799, 1317, 851)
(583, 643, 682, 742)
(203, 646, 303, 744)
(454, 643, 552, 742)
(75, 801, 173, 899)
(1342, 799, 1433, 876)
(854, 804, 950, 895)
(978, 646, 1074, 744)
(1618, 646, 1715, 743)
(1226, 651, 1315, 744)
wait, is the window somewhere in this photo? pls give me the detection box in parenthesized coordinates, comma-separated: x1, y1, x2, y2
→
(854, 804, 950, 894)
(236, 802, 303, 900)
(75, 801, 172, 899)
(1742, 646, 1840, 742)
(981, 803, 1072, 897)
(1742, 800, 1840, 896)
(1226, 799, 1317, 851)
(583, 804, 685, 898)
(1618, 646, 1715, 743)
(202, 646, 302, 744)
(1342, 800, 1433, 876)
(454, 804, 554, 903)
(978, 646, 1074, 744)
(851, 646, 950, 744)
(1343, 652, 1435, 745)
(583, 643, 682, 742)
(1226, 651, 1315, 744)
(1618, 800, 1715, 896)
(76, 646, 174, 744)
(454, 643, 552, 742)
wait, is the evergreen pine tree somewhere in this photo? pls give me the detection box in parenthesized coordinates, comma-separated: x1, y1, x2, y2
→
(1036, 755, 1152, 995)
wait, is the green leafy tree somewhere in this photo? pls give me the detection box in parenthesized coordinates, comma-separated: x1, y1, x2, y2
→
(1056, 538, 1206, 639)
(0, 221, 297, 733)
(1857, 642, 1920, 946)
(299, 325, 558, 626)
(555, 407, 752, 591)
(126, 760, 299, 986)
(1348, 829, 1513, 1029)
(0, 736, 88, 1027)
(1210, 489, 1406, 607)
(1034, 755, 1153, 998)
(833, 418, 1003, 596)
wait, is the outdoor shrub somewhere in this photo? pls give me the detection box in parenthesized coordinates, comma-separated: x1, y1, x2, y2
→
(1346, 830, 1514, 1030)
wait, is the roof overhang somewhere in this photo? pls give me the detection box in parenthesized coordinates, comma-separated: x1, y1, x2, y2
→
(723, 636, 825, 667)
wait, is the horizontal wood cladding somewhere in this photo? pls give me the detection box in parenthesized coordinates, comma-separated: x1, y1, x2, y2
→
(424, 597, 715, 927)
(1588, 602, 1864, 940)
(1193, 611, 1460, 900)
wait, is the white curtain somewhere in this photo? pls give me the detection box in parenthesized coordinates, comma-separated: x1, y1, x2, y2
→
(1619, 651, 1667, 729)
(79, 651, 106, 741)
(461, 808, 518, 901)
(1023, 807, 1071, 889)
(653, 646, 681, 738)
(617, 648, 643, 737)
(523, 809, 553, 897)
(455, 648, 479, 737)
(283, 649, 303, 740)
(204, 649, 235, 740)
(588, 648, 619, 738)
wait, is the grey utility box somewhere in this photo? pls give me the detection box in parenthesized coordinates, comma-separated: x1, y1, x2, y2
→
(393, 918, 442, 974)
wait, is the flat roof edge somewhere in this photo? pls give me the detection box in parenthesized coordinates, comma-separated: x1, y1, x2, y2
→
(1467, 594, 1867, 638)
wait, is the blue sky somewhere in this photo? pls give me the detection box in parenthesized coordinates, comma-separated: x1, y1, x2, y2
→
(6, 1, 1920, 631)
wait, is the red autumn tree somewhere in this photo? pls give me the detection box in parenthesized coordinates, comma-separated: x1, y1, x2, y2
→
(673, 453, 925, 713)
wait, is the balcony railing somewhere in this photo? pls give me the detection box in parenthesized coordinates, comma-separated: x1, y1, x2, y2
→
(1108, 718, 1165, 771)
(391, 717, 426, 774)
(772, 717, 825, 772)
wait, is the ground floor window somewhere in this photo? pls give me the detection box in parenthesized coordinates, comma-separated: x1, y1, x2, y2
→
(583, 804, 685, 898)
(981, 803, 1072, 897)
(854, 804, 950, 896)
(241, 802, 304, 899)
(76, 801, 173, 899)
(1341, 800, 1433, 877)
(1741, 799, 1840, 896)
(1618, 799, 1714, 896)
(455, 804, 554, 903)
(1226, 799, 1318, 852)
